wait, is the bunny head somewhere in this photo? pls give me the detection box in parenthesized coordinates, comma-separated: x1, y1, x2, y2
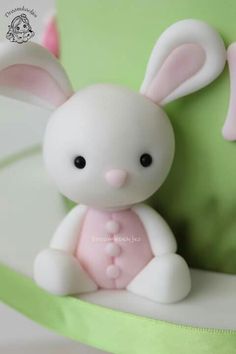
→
(43, 84, 174, 208)
(0, 20, 226, 209)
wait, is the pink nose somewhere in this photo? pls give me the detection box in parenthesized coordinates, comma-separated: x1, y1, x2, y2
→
(105, 169, 128, 188)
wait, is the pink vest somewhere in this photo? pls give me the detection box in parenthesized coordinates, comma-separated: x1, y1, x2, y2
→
(76, 208, 153, 289)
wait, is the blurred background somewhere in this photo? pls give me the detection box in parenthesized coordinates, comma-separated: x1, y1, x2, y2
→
(0, 0, 54, 160)
(0, 0, 106, 352)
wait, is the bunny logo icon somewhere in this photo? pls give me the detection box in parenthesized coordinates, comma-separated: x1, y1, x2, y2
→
(6, 13, 35, 44)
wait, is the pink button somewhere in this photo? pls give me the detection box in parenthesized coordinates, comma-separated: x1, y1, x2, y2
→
(106, 265, 120, 279)
(105, 220, 120, 234)
(105, 242, 121, 257)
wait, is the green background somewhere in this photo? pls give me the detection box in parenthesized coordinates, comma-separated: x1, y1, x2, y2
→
(57, 0, 236, 274)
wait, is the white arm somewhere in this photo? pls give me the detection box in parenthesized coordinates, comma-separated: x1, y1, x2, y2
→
(50, 204, 88, 254)
(132, 203, 177, 256)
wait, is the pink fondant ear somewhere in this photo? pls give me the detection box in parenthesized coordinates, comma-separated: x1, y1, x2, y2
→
(145, 43, 205, 104)
(222, 44, 236, 141)
(140, 19, 226, 105)
(42, 14, 60, 58)
(0, 41, 72, 109)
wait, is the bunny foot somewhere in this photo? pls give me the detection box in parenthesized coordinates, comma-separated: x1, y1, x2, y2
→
(34, 248, 97, 295)
(127, 254, 191, 303)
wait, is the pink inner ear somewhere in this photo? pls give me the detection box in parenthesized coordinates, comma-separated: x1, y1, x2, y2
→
(0, 64, 68, 107)
(146, 43, 206, 104)
(42, 17, 60, 58)
(222, 44, 236, 141)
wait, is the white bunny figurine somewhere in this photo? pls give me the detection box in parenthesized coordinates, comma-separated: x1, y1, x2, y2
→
(0, 19, 226, 303)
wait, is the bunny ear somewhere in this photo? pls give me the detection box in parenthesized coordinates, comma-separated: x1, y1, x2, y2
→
(42, 11, 60, 58)
(0, 41, 73, 109)
(222, 44, 236, 141)
(140, 19, 226, 105)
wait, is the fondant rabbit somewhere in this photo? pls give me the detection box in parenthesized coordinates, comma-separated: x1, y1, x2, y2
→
(0, 19, 226, 303)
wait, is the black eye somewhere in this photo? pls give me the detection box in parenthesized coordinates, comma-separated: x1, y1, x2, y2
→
(140, 153, 152, 167)
(16, 26, 20, 30)
(23, 24, 26, 28)
(74, 156, 86, 169)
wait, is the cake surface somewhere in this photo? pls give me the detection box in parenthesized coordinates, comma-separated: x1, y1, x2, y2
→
(57, 0, 236, 274)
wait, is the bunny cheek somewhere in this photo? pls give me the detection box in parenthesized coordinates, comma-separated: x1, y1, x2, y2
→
(43, 84, 175, 208)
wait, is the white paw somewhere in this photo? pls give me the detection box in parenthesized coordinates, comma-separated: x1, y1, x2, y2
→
(34, 248, 97, 296)
(127, 254, 191, 303)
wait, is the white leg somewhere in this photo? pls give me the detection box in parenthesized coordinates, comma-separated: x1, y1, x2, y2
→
(127, 254, 191, 303)
(34, 248, 98, 296)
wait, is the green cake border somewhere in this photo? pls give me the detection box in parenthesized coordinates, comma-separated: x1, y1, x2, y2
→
(1, 263, 236, 354)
